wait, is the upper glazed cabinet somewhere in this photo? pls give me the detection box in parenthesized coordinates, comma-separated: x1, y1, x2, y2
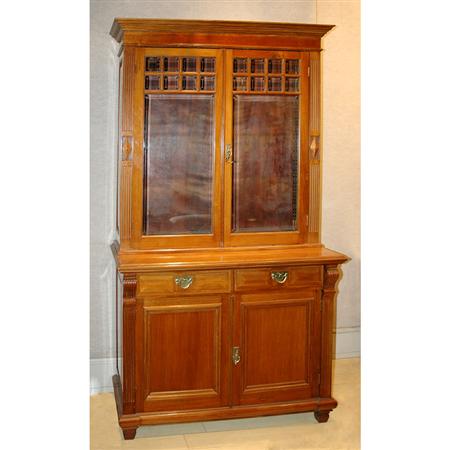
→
(114, 21, 329, 250)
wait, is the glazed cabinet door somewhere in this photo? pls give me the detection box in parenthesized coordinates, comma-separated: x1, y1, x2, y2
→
(224, 50, 310, 246)
(136, 294, 231, 412)
(232, 289, 321, 405)
(131, 48, 224, 249)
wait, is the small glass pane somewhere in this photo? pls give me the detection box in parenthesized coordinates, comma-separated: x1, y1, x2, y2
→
(164, 57, 179, 72)
(145, 75, 160, 90)
(143, 95, 214, 235)
(250, 77, 265, 92)
(233, 77, 247, 91)
(182, 76, 197, 91)
(145, 75, 161, 91)
(286, 59, 300, 74)
(285, 77, 299, 92)
(268, 77, 282, 92)
(232, 95, 299, 232)
(200, 76, 215, 91)
(233, 58, 247, 73)
(251, 59, 265, 73)
(146, 57, 161, 72)
(268, 59, 282, 74)
(200, 57, 216, 72)
(182, 57, 197, 72)
(163, 75, 179, 90)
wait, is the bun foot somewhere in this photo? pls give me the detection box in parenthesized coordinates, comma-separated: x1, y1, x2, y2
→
(122, 427, 137, 440)
(314, 410, 330, 423)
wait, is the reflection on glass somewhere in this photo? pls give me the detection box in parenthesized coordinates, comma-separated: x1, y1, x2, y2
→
(145, 75, 160, 90)
(182, 57, 197, 72)
(163, 75, 178, 90)
(268, 59, 282, 74)
(268, 77, 282, 92)
(285, 77, 300, 92)
(182, 76, 197, 90)
(233, 77, 247, 91)
(143, 95, 214, 235)
(286, 59, 300, 74)
(251, 59, 265, 73)
(250, 77, 265, 91)
(232, 95, 299, 232)
(164, 57, 179, 72)
(146, 57, 161, 72)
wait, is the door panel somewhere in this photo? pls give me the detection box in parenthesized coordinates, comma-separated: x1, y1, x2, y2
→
(233, 289, 320, 405)
(137, 295, 231, 412)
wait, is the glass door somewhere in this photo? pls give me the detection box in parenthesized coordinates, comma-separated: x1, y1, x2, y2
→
(224, 50, 309, 246)
(132, 48, 224, 249)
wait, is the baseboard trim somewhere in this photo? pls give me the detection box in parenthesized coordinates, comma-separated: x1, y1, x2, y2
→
(90, 327, 360, 393)
(334, 326, 360, 359)
(90, 357, 120, 394)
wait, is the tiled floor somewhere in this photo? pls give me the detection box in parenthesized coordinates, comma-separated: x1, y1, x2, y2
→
(90, 358, 360, 450)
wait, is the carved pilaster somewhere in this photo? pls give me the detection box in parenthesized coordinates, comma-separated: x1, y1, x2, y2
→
(122, 273, 137, 414)
(308, 52, 321, 240)
(320, 265, 340, 399)
(120, 161, 133, 241)
(121, 47, 135, 134)
(119, 46, 136, 242)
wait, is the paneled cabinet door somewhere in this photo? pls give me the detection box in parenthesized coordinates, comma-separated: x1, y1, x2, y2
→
(136, 295, 231, 412)
(232, 289, 321, 405)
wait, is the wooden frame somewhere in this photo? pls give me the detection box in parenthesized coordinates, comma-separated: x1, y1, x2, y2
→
(224, 49, 310, 247)
(130, 47, 224, 249)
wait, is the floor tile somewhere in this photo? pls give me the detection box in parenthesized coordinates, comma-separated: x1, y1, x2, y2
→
(137, 421, 205, 438)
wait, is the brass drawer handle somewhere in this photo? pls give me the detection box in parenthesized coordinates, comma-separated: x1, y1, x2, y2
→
(175, 275, 193, 289)
(271, 271, 288, 284)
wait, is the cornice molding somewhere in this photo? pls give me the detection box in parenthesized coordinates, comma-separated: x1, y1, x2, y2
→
(110, 18, 334, 43)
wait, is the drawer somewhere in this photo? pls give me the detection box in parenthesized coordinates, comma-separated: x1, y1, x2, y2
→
(234, 266, 322, 291)
(137, 270, 232, 296)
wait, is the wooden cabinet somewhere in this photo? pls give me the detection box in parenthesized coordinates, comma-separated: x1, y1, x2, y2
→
(110, 18, 349, 440)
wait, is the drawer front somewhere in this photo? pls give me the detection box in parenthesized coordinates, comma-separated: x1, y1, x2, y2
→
(137, 270, 232, 296)
(234, 266, 322, 291)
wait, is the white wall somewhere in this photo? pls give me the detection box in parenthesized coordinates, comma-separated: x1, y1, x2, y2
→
(90, 0, 360, 392)
(318, 0, 360, 349)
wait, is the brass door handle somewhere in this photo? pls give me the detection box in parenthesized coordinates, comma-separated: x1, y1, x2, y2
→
(271, 271, 288, 284)
(232, 346, 241, 366)
(225, 144, 233, 163)
(175, 275, 193, 289)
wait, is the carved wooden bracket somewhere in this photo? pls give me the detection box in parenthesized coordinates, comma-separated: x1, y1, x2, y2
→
(123, 274, 137, 299)
(323, 265, 340, 291)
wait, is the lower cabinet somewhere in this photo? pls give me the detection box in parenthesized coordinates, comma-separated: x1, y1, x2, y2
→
(135, 286, 321, 412)
(115, 264, 344, 439)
